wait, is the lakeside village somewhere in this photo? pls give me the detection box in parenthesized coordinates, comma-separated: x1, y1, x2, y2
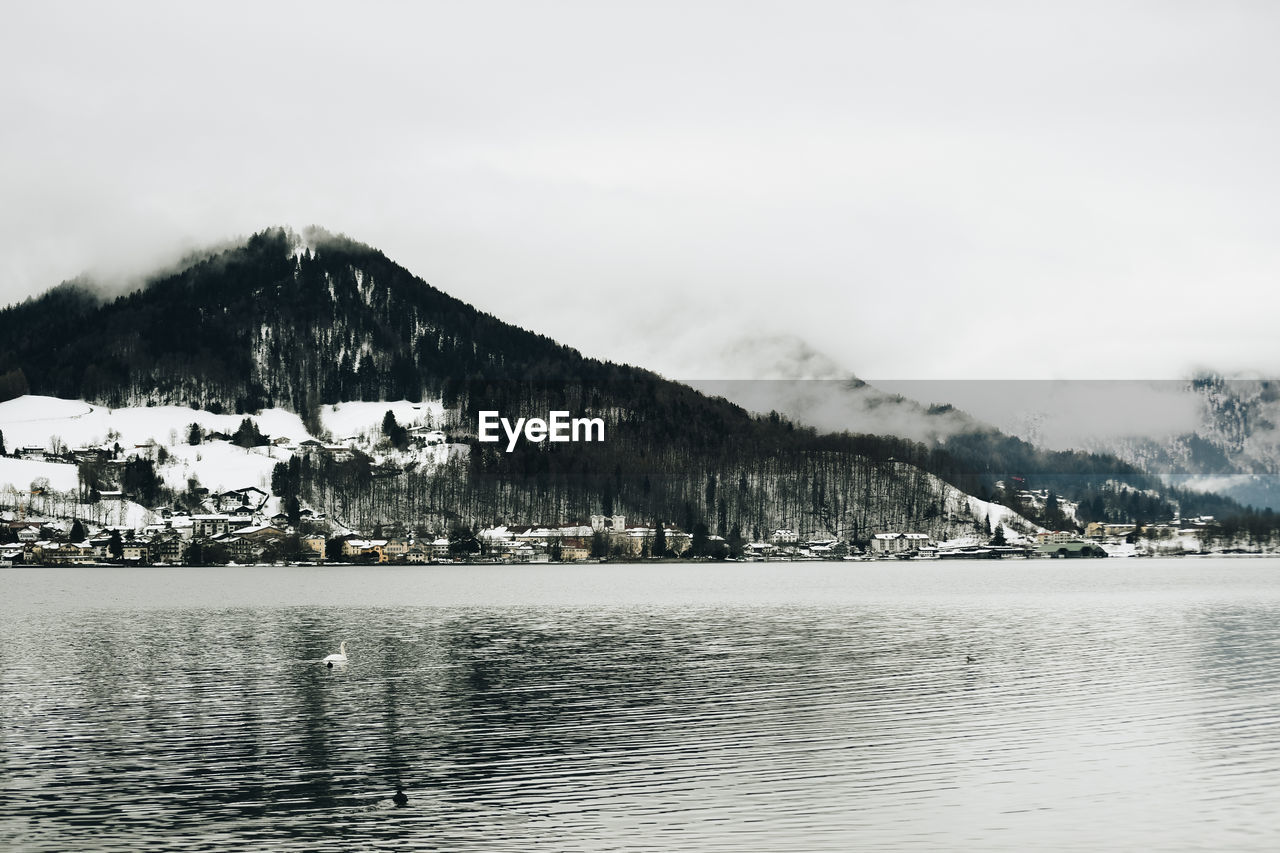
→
(0, 496, 1224, 568)
(0, 403, 1238, 567)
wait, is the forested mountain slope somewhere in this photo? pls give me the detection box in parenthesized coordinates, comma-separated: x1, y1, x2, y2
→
(0, 228, 1239, 535)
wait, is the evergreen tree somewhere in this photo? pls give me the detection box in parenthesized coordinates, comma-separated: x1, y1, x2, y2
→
(381, 410, 408, 450)
(121, 458, 162, 505)
(589, 530, 610, 558)
(271, 462, 291, 498)
(284, 494, 301, 527)
(232, 417, 267, 448)
(653, 520, 667, 557)
(1045, 491, 1066, 529)
(69, 519, 85, 542)
(108, 529, 123, 560)
(691, 522, 710, 557)
(187, 423, 203, 445)
(728, 523, 745, 558)
(447, 523, 479, 558)
(0, 368, 28, 403)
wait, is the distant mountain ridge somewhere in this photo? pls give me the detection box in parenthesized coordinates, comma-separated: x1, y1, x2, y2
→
(1065, 376, 1280, 510)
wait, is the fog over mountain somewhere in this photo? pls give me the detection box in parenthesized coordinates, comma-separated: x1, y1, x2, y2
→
(0, 228, 1243, 537)
(4, 3, 1280, 381)
(693, 346, 1280, 510)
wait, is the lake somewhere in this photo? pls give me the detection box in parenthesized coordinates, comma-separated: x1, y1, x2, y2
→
(2, 558, 1279, 851)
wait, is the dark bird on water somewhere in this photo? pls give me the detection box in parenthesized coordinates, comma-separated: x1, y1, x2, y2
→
(327, 661, 333, 669)
(966, 655, 976, 664)
(393, 786, 408, 807)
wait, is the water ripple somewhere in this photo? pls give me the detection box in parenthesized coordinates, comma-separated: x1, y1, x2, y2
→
(2, 560, 1280, 850)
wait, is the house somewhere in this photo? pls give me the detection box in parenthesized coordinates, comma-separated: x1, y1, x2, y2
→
(33, 542, 97, 566)
(404, 546, 429, 564)
(1036, 530, 1076, 545)
(409, 426, 447, 445)
(301, 534, 327, 559)
(152, 535, 187, 563)
(215, 534, 258, 564)
(382, 539, 412, 561)
(236, 524, 284, 540)
(87, 536, 113, 558)
(613, 525, 691, 556)
(121, 540, 151, 563)
(1085, 522, 1137, 540)
(771, 529, 799, 545)
(214, 488, 268, 512)
(590, 514, 627, 532)
(191, 515, 235, 538)
(341, 538, 388, 560)
(870, 532, 932, 554)
(324, 445, 356, 462)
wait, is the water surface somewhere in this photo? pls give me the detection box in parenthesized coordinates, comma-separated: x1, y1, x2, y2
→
(2, 559, 1279, 850)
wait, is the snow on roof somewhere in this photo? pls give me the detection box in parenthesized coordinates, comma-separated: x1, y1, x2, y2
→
(235, 524, 282, 536)
(346, 539, 389, 548)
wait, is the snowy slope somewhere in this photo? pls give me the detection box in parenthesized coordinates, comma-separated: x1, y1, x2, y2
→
(0, 396, 312, 449)
(319, 400, 445, 441)
(0, 395, 450, 501)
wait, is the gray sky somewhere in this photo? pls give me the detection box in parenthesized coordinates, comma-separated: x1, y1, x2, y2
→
(3, 1, 1278, 380)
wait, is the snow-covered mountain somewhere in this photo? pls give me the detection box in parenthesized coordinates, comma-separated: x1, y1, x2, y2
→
(0, 227, 1244, 536)
(1068, 376, 1280, 510)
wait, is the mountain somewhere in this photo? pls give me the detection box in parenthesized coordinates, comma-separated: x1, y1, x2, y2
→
(0, 227, 1243, 537)
(1051, 376, 1280, 511)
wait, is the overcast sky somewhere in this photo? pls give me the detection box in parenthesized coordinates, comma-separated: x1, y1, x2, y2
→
(3, 1, 1278, 381)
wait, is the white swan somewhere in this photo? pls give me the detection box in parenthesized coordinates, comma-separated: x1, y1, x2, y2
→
(323, 641, 348, 665)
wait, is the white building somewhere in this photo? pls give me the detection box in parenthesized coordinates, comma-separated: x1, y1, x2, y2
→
(771, 528, 799, 544)
(870, 532, 931, 554)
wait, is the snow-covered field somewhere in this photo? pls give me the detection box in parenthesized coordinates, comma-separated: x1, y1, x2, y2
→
(0, 395, 448, 499)
(0, 396, 446, 451)
(0, 396, 311, 449)
(320, 400, 445, 441)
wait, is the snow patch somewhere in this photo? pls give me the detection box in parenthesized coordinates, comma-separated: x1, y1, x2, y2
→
(320, 400, 445, 441)
(0, 395, 312, 449)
